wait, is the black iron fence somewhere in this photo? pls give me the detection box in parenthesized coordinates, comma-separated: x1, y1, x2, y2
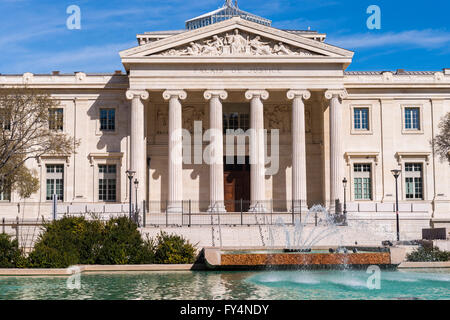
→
(1, 200, 326, 231)
(144, 200, 310, 227)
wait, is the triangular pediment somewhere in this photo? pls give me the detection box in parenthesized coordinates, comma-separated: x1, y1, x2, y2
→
(120, 17, 353, 59)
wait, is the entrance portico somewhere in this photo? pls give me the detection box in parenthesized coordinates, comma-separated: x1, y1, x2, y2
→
(120, 17, 354, 213)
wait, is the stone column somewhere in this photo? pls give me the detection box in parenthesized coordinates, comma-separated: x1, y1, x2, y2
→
(126, 90, 149, 205)
(204, 90, 228, 212)
(163, 90, 187, 213)
(287, 90, 311, 213)
(325, 89, 348, 213)
(245, 90, 269, 212)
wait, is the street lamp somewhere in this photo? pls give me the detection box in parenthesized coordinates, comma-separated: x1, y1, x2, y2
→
(134, 179, 139, 224)
(391, 169, 401, 242)
(126, 170, 136, 220)
(342, 178, 348, 223)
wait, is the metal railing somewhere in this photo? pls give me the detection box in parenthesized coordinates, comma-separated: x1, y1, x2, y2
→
(144, 200, 305, 227)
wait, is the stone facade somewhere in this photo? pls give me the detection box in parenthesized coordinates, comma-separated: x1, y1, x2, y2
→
(0, 16, 448, 233)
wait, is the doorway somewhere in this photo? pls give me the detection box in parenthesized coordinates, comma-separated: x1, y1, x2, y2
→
(224, 156, 250, 212)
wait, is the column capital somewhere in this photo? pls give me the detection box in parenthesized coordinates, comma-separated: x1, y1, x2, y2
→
(287, 89, 311, 100)
(245, 90, 269, 101)
(163, 90, 187, 101)
(125, 90, 149, 101)
(204, 90, 228, 101)
(324, 89, 348, 100)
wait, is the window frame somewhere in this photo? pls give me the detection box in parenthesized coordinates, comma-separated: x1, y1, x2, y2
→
(404, 163, 424, 200)
(45, 164, 65, 202)
(99, 108, 116, 132)
(401, 105, 423, 134)
(395, 153, 429, 201)
(352, 163, 373, 201)
(98, 164, 117, 202)
(0, 178, 11, 202)
(96, 106, 118, 136)
(350, 104, 373, 135)
(223, 112, 250, 134)
(344, 152, 379, 202)
(48, 108, 64, 132)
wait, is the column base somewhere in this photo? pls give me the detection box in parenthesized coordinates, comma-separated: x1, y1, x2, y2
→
(166, 204, 183, 214)
(291, 205, 309, 214)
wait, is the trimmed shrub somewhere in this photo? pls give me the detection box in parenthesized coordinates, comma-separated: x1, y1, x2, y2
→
(153, 232, 196, 264)
(0, 233, 27, 268)
(97, 217, 150, 265)
(28, 216, 104, 268)
(407, 246, 450, 262)
(16, 216, 196, 268)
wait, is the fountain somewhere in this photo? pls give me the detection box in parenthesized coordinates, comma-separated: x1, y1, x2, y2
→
(202, 205, 398, 270)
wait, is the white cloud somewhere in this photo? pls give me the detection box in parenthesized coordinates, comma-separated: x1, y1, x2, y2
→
(330, 29, 450, 50)
(7, 41, 136, 73)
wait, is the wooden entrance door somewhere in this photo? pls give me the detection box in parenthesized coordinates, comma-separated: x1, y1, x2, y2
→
(224, 157, 250, 212)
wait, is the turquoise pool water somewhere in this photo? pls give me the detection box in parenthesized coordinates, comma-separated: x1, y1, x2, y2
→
(0, 269, 449, 300)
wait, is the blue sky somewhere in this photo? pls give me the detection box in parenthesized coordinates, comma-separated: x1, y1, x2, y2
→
(0, 0, 449, 74)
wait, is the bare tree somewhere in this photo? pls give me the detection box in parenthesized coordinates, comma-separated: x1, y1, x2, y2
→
(0, 87, 79, 198)
(432, 112, 450, 164)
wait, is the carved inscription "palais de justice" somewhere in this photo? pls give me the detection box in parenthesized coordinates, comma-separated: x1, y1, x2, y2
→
(194, 67, 282, 74)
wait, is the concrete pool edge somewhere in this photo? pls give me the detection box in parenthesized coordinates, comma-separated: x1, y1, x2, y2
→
(398, 261, 450, 269)
(0, 264, 196, 276)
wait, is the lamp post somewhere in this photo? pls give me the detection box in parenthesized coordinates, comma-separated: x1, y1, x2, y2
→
(342, 178, 348, 224)
(391, 169, 401, 242)
(134, 179, 139, 224)
(126, 170, 136, 220)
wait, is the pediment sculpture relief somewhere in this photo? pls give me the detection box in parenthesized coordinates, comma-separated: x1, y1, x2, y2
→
(157, 29, 317, 57)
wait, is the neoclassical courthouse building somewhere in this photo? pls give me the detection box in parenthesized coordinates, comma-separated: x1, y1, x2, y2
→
(1, 1, 449, 227)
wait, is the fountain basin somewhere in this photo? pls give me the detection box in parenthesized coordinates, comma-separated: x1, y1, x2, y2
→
(203, 247, 396, 270)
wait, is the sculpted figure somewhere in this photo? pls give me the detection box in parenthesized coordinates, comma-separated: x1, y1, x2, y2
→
(249, 36, 273, 55)
(204, 35, 224, 55)
(228, 29, 247, 54)
(273, 42, 293, 55)
(185, 42, 203, 55)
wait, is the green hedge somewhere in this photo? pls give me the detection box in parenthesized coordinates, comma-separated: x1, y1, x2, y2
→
(406, 246, 450, 262)
(154, 232, 197, 264)
(0, 233, 28, 268)
(19, 216, 196, 268)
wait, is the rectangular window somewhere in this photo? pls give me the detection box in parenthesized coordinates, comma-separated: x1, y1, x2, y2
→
(98, 164, 117, 202)
(223, 113, 250, 134)
(100, 109, 115, 131)
(46, 164, 64, 201)
(354, 108, 369, 130)
(0, 178, 11, 201)
(404, 107, 420, 130)
(353, 164, 372, 200)
(405, 163, 423, 199)
(48, 108, 64, 131)
(0, 109, 11, 131)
